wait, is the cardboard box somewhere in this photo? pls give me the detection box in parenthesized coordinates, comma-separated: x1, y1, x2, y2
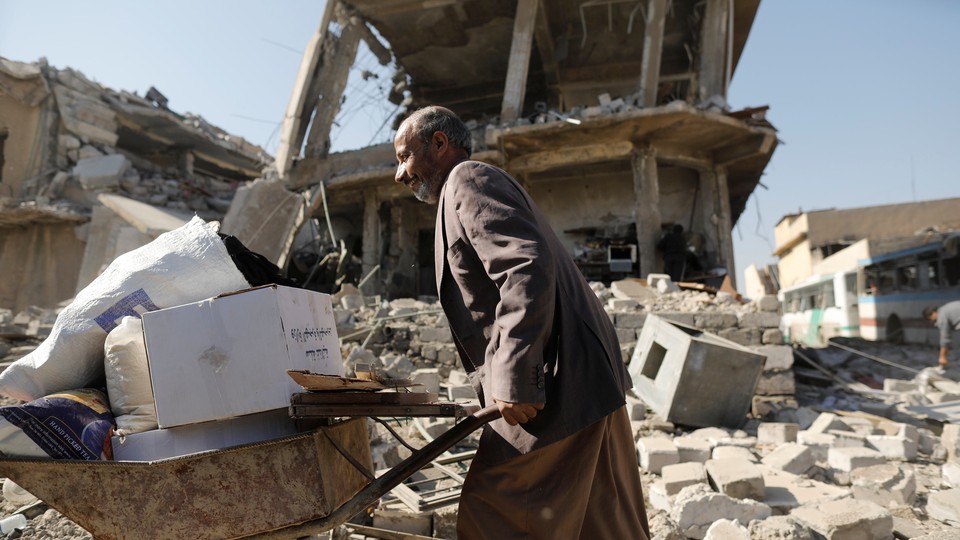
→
(111, 408, 297, 461)
(142, 284, 342, 428)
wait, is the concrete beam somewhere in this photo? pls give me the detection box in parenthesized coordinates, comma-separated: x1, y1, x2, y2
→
(632, 144, 661, 278)
(275, 1, 337, 180)
(508, 141, 633, 174)
(533, 0, 560, 105)
(361, 188, 381, 294)
(698, 0, 730, 102)
(500, 0, 538, 123)
(714, 131, 776, 167)
(637, 0, 668, 108)
(303, 6, 363, 159)
(715, 166, 737, 289)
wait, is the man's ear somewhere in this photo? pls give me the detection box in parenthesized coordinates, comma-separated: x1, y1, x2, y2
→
(432, 131, 449, 153)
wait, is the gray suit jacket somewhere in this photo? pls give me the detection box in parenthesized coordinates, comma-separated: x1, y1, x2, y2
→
(435, 161, 630, 462)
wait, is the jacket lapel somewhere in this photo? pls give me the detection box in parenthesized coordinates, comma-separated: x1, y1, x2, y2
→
(434, 185, 447, 295)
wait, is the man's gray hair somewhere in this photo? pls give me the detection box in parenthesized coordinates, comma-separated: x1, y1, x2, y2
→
(406, 106, 472, 157)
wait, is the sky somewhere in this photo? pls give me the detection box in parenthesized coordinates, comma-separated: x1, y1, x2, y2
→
(2, 1, 959, 287)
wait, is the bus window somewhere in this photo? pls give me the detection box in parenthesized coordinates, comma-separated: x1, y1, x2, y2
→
(927, 262, 941, 289)
(897, 265, 918, 291)
(946, 253, 960, 286)
(878, 266, 896, 294)
(845, 273, 858, 306)
(821, 282, 836, 308)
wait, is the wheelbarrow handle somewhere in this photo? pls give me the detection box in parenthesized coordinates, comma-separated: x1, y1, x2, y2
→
(245, 404, 502, 539)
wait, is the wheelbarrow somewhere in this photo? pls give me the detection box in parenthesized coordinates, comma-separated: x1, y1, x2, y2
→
(0, 402, 500, 539)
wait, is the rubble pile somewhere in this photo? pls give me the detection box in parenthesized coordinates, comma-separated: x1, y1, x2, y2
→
(0, 58, 266, 220)
(2, 281, 960, 538)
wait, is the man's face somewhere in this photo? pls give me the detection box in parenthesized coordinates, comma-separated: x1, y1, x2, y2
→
(394, 125, 444, 204)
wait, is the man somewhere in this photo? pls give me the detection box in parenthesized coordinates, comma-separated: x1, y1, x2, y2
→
(394, 106, 650, 539)
(925, 300, 960, 369)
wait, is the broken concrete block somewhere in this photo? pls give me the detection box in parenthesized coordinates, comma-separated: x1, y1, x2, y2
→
(608, 298, 639, 310)
(943, 461, 960, 488)
(703, 519, 750, 540)
(762, 443, 815, 475)
(791, 499, 893, 540)
(662, 461, 708, 495)
(883, 378, 920, 393)
(625, 395, 647, 422)
(758, 422, 799, 444)
(827, 447, 886, 472)
(866, 434, 918, 461)
(739, 311, 781, 329)
(446, 369, 469, 386)
(674, 435, 712, 463)
(941, 423, 960, 461)
(690, 427, 731, 445)
(755, 370, 796, 395)
(748, 515, 816, 539)
(761, 328, 785, 344)
(828, 430, 868, 449)
(410, 368, 440, 394)
(671, 484, 771, 540)
(756, 295, 780, 312)
(926, 489, 960, 527)
(712, 446, 758, 463)
(610, 279, 657, 303)
(448, 384, 477, 401)
(807, 412, 852, 435)
(418, 326, 452, 343)
(432, 502, 458, 539)
(850, 463, 916, 507)
(629, 315, 765, 429)
(752, 395, 799, 421)
(648, 481, 673, 512)
(615, 311, 646, 329)
(73, 154, 130, 189)
(705, 458, 765, 500)
(758, 465, 850, 513)
(637, 437, 679, 474)
(693, 312, 738, 329)
(753, 345, 795, 371)
(717, 327, 762, 347)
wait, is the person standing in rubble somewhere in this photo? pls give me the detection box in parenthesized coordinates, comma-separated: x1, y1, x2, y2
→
(393, 106, 650, 539)
(925, 300, 960, 369)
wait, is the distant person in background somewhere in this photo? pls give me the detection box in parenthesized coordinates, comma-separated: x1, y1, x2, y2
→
(656, 224, 687, 282)
(924, 301, 960, 369)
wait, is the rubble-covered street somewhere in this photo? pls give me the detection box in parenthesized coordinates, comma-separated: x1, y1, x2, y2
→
(2, 280, 959, 539)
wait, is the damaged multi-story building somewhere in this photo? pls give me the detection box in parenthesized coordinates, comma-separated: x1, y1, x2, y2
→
(0, 57, 268, 313)
(251, 0, 778, 299)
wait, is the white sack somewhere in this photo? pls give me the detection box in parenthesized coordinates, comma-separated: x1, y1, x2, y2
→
(104, 316, 157, 435)
(0, 216, 249, 401)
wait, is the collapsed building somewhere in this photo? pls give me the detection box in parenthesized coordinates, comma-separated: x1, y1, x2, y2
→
(0, 56, 268, 314)
(229, 0, 778, 299)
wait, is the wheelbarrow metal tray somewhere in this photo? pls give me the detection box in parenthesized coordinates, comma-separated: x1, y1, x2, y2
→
(0, 418, 370, 540)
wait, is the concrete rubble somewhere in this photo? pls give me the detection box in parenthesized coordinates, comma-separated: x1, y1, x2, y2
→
(2, 277, 960, 538)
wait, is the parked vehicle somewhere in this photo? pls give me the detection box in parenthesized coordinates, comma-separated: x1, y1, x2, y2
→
(779, 270, 860, 345)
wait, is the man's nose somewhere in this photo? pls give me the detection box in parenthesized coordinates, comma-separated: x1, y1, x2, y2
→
(395, 163, 407, 183)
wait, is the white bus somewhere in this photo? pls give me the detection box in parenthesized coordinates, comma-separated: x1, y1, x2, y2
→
(858, 234, 960, 344)
(779, 270, 860, 346)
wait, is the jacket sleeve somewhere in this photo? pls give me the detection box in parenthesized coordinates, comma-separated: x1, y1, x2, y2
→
(448, 164, 555, 404)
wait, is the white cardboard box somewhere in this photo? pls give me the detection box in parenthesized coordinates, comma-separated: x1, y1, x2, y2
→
(111, 408, 297, 461)
(142, 284, 342, 428)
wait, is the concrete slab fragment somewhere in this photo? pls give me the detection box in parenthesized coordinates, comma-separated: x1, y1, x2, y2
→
(791, 499, 893, 540)
(762, 443, 815, 475)
(637, 437, 680, 474)
(73, 153, 129, 189)
(703, 519, 750, 540)
(850, 463, 916, 507)
(671, 484, 771, 540)
(705, 458, 765, 500)
(662, 461, 707, 495)
(758, 465, 850, 513)
(758, 422, 799, 445)
(675, 435, 713, 463)
(927, 489, 960, 527)
(629, 315, 765, 429)
(828, 447, 887, 472)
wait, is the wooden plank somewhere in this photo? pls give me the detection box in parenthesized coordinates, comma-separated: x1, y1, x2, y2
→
(292, 392, 438, 405)
(500, 0, 538, 123)
(637, 0, 668, 107)
(289, 403, 462, 418)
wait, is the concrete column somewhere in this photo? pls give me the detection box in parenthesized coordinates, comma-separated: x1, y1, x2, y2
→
(500, 0, 538, 123)
(361, 188, 381, 294)
(632, 144, 662, 278)
(715, 167, 737, 289)
(694, 168, 720, 267)
(636, 0, 667, 107)
(698, 0, 730, 102)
